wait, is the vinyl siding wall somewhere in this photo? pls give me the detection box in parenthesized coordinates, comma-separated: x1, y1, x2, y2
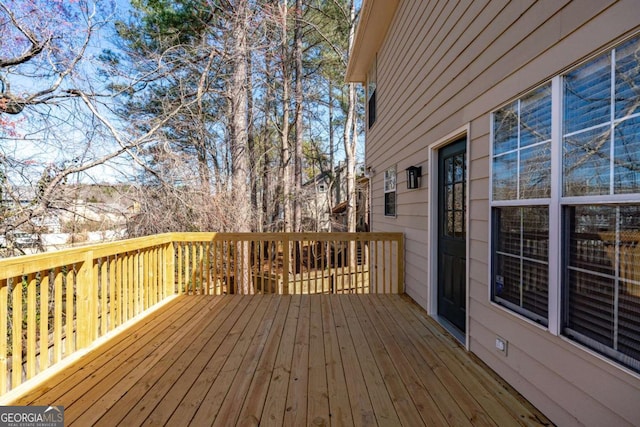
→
(366, 0, 640, 425)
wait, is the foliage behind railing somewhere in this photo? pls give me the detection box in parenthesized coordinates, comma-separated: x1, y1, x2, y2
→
(0, 232, 403, 396)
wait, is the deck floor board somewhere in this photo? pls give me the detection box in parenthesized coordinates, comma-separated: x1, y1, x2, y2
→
(11, 294, 552, 426)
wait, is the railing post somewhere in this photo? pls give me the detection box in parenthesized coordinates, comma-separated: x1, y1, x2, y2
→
(0, 281, 7, 395)
(165, 242, 176, 297)
(282, 235, 289, 295)
(77, 250, 97, 349)
(397, 234, 405, 293)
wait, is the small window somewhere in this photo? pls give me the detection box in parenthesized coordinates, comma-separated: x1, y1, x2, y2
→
(384, 167, 396, 216)
(367, 57, 377, 129)
(318, 183, 326, 193)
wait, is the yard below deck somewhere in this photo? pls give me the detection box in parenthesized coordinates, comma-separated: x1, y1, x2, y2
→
(9, 294, 552, 426)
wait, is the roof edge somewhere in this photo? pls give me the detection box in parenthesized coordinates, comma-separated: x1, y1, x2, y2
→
(345, 0, 400, 83)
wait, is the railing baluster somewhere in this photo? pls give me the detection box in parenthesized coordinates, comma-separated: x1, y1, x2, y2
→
(115, 255, 127, 325)
(282, 236, 289, 295)
(39, 271, 49, 374)
(192, 242, 198, 295)
(212, 240, 219, 295)
(26, 273, 36, 380)
(53, 268, 62, 363)
(204, 242, 210, 295)
(238, 238, 243, 294)
(12, 276, 23, 389)
(134, 250, 141, 315)
(224, 240, 234, 294)
(177, 243, 183, 295)
(142, 250, 149, 311)
(108, 256, 116, 331)
(64, 266, 74, 357)
(253, 239, 258, 295)
(152, 247, 157, 305)
(197, 242, 203, 295)
(146, 248, 150, 305)
(149, 248, 155, 306)
(100, 259, 107, 336)
(266, 240, 272, 294)
(397, 235, 404, 294)
(382, 240, 388, 294)
(184, 244, 190, 295)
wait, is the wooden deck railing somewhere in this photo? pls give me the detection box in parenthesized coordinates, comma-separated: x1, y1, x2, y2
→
(0, 232, 403, 396)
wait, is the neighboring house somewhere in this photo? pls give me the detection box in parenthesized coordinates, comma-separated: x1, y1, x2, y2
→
(0, 186, 61, 234)
(330, 175, 370, 232)
(0, 184, 132, 253)
(301, 170, 334, 231)
(346, 1, 640, 426)
(302, 164, 370, 232)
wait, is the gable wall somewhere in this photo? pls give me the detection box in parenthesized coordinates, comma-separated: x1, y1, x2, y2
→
(366, 0, 640, 425)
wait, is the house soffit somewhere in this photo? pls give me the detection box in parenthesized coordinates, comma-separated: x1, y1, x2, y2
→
(345, 0, 400, 83)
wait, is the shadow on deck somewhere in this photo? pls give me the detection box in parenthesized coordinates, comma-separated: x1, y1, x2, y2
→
(9, 294, 551, 426)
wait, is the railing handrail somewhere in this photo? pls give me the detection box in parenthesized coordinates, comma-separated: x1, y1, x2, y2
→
(0, 233, 175, 278)
(0, 232, 404, 277)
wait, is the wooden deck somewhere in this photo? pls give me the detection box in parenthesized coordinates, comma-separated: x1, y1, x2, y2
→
(10, 295, 551, 426)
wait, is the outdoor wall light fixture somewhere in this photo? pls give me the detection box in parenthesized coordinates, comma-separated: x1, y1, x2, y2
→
(406, 166, 422, 189)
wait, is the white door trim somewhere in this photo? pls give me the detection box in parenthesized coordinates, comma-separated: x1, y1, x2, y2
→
(427, 124, 471, 349)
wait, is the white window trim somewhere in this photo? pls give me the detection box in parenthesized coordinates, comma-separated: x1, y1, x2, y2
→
(489, 80, 553, 326)
(548, 75, 563, 335)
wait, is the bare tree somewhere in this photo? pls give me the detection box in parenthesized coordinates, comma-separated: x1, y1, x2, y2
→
(343, 0, 358, 234)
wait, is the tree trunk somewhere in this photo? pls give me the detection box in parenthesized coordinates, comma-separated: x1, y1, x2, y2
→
(329, 78, 334, 175)
(344, 0, 357, 235)
(293, 0, 303, 233)
(280, 1, 293, 234)
(248, 48, 258, 231)
(229, 1, 252, 293)
(344, 0, 357, 270)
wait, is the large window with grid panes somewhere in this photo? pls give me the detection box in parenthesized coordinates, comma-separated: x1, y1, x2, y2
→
(491, 34, 640, 373)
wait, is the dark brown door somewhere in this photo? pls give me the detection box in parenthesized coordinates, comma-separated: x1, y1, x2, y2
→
(437, 138, 467, 333)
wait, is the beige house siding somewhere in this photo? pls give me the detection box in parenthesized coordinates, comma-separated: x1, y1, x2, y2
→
(360, 0, 640, 426)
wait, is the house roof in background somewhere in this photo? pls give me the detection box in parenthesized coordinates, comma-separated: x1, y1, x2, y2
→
(332, 200, 348, 214)
(345, 0, 400, 83)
